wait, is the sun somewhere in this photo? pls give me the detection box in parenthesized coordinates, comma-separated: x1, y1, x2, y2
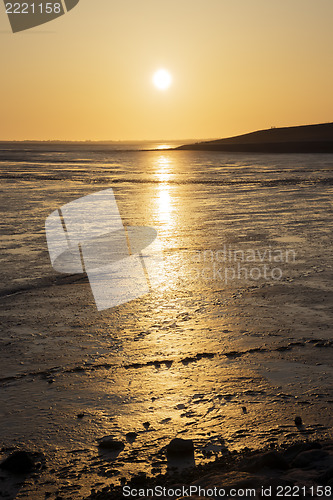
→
(153, 69, 172, 91)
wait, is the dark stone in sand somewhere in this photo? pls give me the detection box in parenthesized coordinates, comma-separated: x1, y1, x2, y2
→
(77, 413, 85, 419)
(167, 438, 194, 456)
(129, 472, 147, 487)
(0, 450, 36, 474)
(97, 437, 124, 452)
(283, 442, 321, 461)
(143, 422, 150, 429)
(244, 451, 289, 472)
(294, 416, 303, 426)
(291, 449, 330, 468)
(125, 432, 138, 443)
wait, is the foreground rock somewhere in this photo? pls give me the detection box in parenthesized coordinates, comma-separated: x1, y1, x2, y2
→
(166, 438, 194, 456)
(243, 450, 289, 472)
(97, 437, 125, 452)
(0, 450, 44, 475)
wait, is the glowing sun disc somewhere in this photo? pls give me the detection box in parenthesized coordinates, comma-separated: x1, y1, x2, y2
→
(153, 69, 172, 90)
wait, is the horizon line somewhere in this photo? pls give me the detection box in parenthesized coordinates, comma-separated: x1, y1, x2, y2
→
(1, 121, 332, 145)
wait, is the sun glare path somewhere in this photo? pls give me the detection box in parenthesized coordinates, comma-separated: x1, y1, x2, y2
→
(156, 155, 172, 183)
(154, 155, 174, 225)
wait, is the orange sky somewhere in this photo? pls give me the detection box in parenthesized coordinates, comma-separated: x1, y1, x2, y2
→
(0, 0, 332, 141)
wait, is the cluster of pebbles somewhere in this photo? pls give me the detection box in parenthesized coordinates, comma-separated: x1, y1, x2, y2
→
(81, 439, 333, 500)
(1, 439, 332, 499)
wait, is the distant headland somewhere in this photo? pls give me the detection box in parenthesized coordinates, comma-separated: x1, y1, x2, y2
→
(176, 122, 333, 153)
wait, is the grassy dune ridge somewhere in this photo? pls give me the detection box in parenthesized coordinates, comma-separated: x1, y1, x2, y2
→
(177, 122, 333, 153)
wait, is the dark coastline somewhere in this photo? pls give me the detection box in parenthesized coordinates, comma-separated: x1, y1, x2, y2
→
(176, 122, 333, 153)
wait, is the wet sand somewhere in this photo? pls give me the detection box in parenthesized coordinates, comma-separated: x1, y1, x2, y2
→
(1, 263, 333, 498)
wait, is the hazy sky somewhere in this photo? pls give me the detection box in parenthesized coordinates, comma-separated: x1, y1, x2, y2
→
(1, 0, 333, 140)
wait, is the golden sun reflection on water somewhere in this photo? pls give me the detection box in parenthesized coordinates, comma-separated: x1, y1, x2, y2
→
(155, 144, 174, 150)
(156, 155, 172, 183)
(158, 188, 172, 224)
(155, 155, 174, 225)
